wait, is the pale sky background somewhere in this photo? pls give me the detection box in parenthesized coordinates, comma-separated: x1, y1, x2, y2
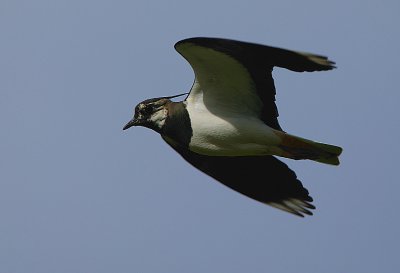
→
(1, 1, 399, 273)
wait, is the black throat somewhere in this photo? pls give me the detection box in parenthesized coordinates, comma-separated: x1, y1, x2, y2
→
(162, 101, 193, 148)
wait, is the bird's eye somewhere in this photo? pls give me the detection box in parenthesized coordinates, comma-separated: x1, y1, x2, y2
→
(140, 105, 153, 115)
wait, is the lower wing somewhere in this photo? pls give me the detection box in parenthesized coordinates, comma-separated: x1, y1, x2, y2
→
(164, 138, 315, 217)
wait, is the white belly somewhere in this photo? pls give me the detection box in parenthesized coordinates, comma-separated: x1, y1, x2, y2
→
(187, 107, 281, 156)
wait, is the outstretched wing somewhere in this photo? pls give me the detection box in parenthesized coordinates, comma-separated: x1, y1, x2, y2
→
(164, 138, 315, 217)
(175, 37, 335, 130)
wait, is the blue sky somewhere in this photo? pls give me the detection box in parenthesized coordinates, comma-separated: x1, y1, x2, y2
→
(1, 0, 399, 272)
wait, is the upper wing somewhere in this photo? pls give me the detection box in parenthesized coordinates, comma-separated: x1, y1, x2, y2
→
(175, 37, 335, 130)
(164, 137, 315, 217)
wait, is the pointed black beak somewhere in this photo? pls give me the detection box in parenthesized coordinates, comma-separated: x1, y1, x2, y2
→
(123, 118, 139, 130)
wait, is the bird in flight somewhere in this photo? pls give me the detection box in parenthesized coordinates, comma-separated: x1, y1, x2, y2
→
(123, 37, 342, 217)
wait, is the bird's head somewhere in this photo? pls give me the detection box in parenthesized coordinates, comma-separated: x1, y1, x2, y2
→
(123, 93, 188, 133)
(123, 97, 170, 133)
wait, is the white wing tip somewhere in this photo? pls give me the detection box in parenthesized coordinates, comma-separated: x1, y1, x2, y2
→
(268, 198, 315, 217)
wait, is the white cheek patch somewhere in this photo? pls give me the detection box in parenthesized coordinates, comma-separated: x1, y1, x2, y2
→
(149, 108, 168, 129)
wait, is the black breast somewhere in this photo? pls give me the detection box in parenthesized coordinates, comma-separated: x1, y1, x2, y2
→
(162, 102, 193, 148)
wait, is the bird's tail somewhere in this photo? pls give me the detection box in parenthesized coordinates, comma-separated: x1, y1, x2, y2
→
(275, 131, 343, 165)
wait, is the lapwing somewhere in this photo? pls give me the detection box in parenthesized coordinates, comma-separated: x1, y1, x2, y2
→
(123, 37, 342, 217)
